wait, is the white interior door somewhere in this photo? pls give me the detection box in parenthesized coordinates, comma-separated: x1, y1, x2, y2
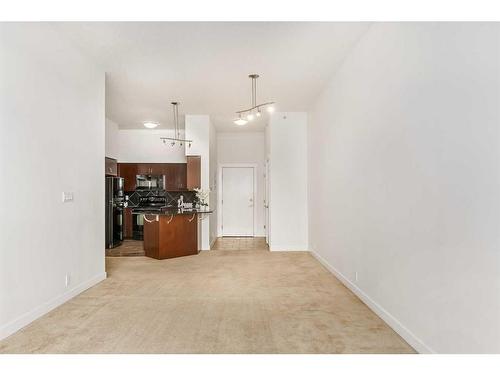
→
(222, 167, 254, 236)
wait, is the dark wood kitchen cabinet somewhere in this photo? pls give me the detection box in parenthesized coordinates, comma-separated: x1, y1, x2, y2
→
(118, 161, 194, 192)
(117, 163, 138, 192)
(136, 163, 152, 175)
(163, 163, 187, 190)
(123, 207, 133, 239)
(149, 163, 164, 175)
(144, 213, 198, 259)
(186, 156, 201, 190)
(105, 157, 118, 176)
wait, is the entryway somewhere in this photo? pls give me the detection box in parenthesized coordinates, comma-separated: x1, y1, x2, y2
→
(212, 237, 268, 251)
(220, 165, 256, 236)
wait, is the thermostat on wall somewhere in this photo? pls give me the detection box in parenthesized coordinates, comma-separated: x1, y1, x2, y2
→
(62, 192, 74, 203)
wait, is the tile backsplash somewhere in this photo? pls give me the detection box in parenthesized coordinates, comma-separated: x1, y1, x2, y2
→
(125, 190, 197, 208)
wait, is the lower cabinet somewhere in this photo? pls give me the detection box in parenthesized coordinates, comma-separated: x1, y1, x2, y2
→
(143, 214, 198, 259)
(123, 207, 133, 239)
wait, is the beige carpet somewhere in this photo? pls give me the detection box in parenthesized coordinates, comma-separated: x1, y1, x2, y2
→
(0, 247, 415, 354)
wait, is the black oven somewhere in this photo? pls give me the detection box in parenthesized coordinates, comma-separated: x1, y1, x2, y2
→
(131, 195, 167, 240)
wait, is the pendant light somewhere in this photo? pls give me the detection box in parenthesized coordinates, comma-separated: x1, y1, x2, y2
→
(160, 102, 192, 148)
(233, 74, 275, 125)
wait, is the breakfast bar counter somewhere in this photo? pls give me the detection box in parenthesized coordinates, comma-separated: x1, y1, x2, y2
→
(140, 208, 213, 260)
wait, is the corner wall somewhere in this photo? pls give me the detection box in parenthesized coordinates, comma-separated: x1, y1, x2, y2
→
(209, 121, 218, 246)
(0, 24, 106, 339)
(268, 113, 308, 251)
(185, 115, 210, 250)
(105, 118, 119, 159)
(308, 23, 500, 353)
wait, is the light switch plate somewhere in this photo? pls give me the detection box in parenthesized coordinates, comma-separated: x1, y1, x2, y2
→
(62, 192, 74, 203)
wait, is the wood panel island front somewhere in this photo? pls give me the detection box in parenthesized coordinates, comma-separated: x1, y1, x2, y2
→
(142, 209, 212, 260)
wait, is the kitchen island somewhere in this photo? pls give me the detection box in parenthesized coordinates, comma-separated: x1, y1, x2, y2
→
(140, 208, 213, 260)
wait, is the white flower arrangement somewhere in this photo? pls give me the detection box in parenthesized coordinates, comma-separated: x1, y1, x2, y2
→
(193, 188, 210, 207)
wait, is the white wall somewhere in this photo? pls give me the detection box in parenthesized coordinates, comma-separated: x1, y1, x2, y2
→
(114, 128, 187, 163)
(0, 24, 106, 339)
(308, 23, 500, 353)
(217, 132, 266, 237)
(209, 122, 218, 246)
(268, 113, 308, 251)
(105, 118, 119, 159)
(185, 115, 210, 250)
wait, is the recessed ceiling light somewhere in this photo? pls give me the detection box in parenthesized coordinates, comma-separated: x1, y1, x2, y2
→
(143, 121, 159, 129)
(234, 118, 248, 126)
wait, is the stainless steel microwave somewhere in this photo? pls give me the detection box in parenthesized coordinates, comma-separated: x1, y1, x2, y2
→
(135, 175, 165, 190)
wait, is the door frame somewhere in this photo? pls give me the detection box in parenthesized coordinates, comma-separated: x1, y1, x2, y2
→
(217, 163, 258, 237)
(264, 157, 270, 245)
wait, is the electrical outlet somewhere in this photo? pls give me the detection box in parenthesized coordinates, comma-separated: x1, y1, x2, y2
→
(65, 274, 70, 287)
(355, 272, 358, 282)
(62, 192, 74, 203)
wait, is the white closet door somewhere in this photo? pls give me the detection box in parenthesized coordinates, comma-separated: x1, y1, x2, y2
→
(222, 167, 254, 236)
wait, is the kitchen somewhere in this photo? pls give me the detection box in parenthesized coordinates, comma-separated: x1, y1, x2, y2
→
(105, 156, 213, 259)
(105, 103, 216, 259)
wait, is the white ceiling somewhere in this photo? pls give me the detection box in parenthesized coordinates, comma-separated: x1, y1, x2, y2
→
(54, 22, 370, 131)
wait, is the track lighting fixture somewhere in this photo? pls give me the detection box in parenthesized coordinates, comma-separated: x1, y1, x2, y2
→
(159, 102, 193, 148)
(233, 74, 275, 125)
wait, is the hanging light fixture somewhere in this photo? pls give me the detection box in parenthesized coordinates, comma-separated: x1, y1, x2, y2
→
(160, 102, 193, 148)
(233, 74, 275, 125)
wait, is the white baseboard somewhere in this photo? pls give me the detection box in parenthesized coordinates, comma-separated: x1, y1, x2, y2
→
(310, 250, 434, 354)
(0, 272, 107, 341)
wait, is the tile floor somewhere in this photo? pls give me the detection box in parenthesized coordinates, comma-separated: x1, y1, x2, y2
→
(106, 240, 145, 257)
(211, 237, 269, 251)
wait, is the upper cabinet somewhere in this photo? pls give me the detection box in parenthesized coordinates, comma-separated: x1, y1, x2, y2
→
(186, 156, 201, 190)
(105, 157, 118, 176)
(118, 162, 193, 192)
(149, 164, 164, 175)
(136, 163, 153, 175)
(118, 163, 138, 191)
(163, 163, 187, 191)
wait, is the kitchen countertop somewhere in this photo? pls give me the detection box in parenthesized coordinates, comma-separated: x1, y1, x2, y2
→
(132, 207, 213, 216)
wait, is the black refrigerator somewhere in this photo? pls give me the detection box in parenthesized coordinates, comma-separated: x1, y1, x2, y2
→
(105, 176, 125, 248)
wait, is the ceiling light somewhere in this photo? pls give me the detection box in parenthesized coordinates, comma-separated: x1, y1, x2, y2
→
(234, 117, 248, 126)
(267, 106, 275, 113)
(235, 74, 276, 120)
(143, 121, 159, 129)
